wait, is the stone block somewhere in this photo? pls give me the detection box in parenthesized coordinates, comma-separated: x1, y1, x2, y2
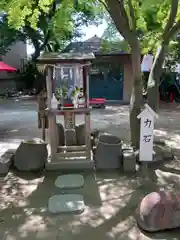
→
(98, 133, 120, 144)
(123, 150, 136, 172)
(75, 124, 85, 145)
(95, 133, 122, 170)
(154, 139, 166, 146)
(65, 129, 77, 146)
(54, 174, 84, 189)
(153, 152, 163, 162)
(122, 143, 134, 152)
(153, 145, 173, 161)
(91, 129, 99, 140)
(172, 148, 180, 156)
(56, 123, 65, 146)
(13, 139, 48, 171)
(163, 146, 173, 159)
(0, 150, 14, 175)
(48, 194, 85, 214)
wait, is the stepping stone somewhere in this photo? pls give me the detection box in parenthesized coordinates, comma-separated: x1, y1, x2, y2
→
(48, 194, 85, 214)
(54, 174, 84, 189)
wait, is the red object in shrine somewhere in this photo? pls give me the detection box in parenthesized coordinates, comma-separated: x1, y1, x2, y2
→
(63, 103, 74, 107)
(89, 98, 105, 104)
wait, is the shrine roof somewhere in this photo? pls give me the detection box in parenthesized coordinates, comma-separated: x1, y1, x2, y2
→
(37, 52, 95, 64)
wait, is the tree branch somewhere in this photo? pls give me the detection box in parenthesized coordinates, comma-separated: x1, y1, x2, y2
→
(116, 0, 131, 31)
(98, 0, 108, 11)
(40, 31, 51, 51)
(165, 20, 180, 42)
(40, 0, 57, 51)
(104, 0, 135, 46)
(163, 0, 179, 39)
(127, 0, 136, 31)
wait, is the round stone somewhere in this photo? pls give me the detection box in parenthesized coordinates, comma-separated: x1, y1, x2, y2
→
(48, 194, 85, 214)
(54, 174, 84, 189)
(136, 191, 180, 232)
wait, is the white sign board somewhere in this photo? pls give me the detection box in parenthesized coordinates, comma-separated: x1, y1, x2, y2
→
(137, 104, 158, 162)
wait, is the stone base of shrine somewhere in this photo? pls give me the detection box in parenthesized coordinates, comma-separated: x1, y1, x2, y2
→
(45, 159, 94, 171)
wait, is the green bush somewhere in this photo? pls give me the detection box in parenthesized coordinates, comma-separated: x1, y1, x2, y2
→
(18, 61, 45, 93)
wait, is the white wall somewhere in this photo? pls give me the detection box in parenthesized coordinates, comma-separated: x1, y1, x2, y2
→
(0, 41, 27, 79)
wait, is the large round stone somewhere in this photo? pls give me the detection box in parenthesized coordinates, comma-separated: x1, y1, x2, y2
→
(13, 138, 48, 171)
(136, 191, 180, 232)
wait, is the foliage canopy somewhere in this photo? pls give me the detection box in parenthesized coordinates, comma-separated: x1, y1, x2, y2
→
(0, 0, 103, 58)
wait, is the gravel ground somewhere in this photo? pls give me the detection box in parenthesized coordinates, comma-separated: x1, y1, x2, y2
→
(0, 99, 180, 149)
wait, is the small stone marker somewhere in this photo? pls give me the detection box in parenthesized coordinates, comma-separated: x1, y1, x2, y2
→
(54, 174, 84, 189)
(137, 104, 158, 162)
(48, 194, 85, 214)
(123, 150, 136, 172)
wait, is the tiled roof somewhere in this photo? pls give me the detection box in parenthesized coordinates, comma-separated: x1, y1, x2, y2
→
(63, 35, 101, 54)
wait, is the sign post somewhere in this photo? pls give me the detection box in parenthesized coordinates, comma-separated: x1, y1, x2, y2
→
(137, 104, 158, 163)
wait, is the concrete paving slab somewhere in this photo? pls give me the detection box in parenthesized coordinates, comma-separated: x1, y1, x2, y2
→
(54, 174, 84, 189)
(48, 194, 85, 214)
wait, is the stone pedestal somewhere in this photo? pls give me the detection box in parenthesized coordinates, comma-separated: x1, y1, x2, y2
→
(123, 150, 136, 172)
(14, 139, 48, 171)
(76, 124, 85, 145)
(95, 133, 122, 170)
(65, 129, 77, 146)
(122, 143, 134, 152)
(56, 123, 65, 146)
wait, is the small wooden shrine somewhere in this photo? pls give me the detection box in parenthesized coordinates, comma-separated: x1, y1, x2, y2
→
(37, 52, 95, 170)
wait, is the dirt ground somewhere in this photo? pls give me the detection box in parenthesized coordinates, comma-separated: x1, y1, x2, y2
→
(1, 101, 180, 239)
(1, 164, 180, 240)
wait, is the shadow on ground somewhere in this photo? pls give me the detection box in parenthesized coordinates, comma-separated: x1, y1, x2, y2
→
(1, 157, 180, 239)
(1, 102, 180, 239)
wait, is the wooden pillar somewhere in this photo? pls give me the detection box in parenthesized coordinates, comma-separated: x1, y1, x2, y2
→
(83, 66, 91, 159)
(37, 89, 48, 141)
(46, 66, 58, 161)
(85, 112, 91, 159)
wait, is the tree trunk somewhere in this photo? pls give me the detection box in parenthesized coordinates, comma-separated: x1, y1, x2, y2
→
(147, 43, 168, 112)
(32, 48, 41, 61)
(130, 41, 142, 148)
